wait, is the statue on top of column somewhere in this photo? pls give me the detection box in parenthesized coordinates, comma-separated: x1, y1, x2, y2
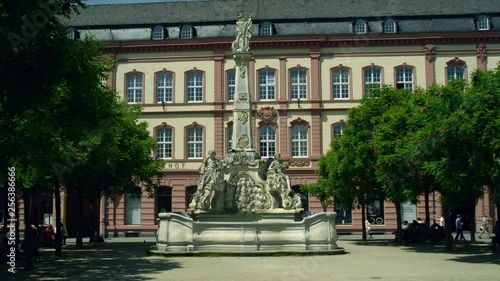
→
(231, 14, 253, 53)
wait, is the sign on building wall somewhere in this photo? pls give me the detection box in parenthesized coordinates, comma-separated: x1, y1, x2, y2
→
(400, 200, 417, 223)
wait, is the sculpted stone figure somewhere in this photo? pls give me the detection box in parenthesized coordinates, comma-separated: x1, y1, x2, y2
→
(231, 14, 252, 53)
(190, 150, 222, 210)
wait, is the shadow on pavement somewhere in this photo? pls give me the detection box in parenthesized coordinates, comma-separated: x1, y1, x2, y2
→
(3, 242, 181, 281)
(351, 239, 500, 265)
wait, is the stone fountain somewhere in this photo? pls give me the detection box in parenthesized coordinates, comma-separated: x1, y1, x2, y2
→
(153, 15, 343, 254)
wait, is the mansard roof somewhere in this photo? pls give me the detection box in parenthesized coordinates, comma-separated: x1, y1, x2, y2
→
(68, 0, 500, 27)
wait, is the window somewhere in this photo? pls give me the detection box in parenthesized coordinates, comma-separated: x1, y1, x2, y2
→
(291, 125, 308, 157)
(187, 127, 203, 159)
(152, 25, 165, 40)
(290, 69, 307, 100)
(227, 127, 233, 151)
(363, 67, 382, 96)
(333, 124, 346, 139)
(334, 203, 352, 225)
(447, 66, 465, 82)
(384, 19, 396, 33)
(332, 68, 350, 99)
(66, 28, 79, 40)
(354, 19, 367, 34)
(187, 72, 203, 102)
(156, 72, 173, 103)
(156, 187, 172, 215)
(180, 24, 193, 39)
(395, 67, 414, 91)
(259, 70, 276, 100)
(227, 70, 236, 101)
(259, 126, 276, 157)
(126, 73, 143, 103)
(125, 194, 141, 225)
(260, 22, 273, 36)
(446, 58, 467, 85)
(368, 200, 384, 225)
(477, 15, 490, 31)
(156, 127, 172, 159)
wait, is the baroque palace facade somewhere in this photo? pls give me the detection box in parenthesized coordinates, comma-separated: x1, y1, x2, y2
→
(13, 0, 498, 237)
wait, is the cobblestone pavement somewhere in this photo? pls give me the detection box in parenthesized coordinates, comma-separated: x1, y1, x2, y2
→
(2, 233, 499, 281)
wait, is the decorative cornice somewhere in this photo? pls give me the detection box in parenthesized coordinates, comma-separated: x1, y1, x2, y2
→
(103, 33, 500, 54)
(290, 117, 310, 128)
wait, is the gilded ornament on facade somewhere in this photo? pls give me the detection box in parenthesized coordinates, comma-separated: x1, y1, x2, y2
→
(237, 134, 250, 149)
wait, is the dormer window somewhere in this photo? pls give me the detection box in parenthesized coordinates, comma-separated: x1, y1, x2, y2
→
(476, 15, 490, 31)
(180, 24, 193, 39)
(383, 19, 397, 33)
(260, 22, 273, 36)
(152, 25, 166, 40)
(354, 19, 367, 34)
(66, 28, 79, 40)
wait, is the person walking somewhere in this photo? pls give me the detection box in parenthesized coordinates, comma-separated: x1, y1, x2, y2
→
(455, 215, 466, 241)
(478, 215, 490, 239)
(365, 219, 373, 238)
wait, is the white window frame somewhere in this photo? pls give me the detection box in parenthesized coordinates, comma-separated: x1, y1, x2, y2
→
(364, 68, 382, 96)
(260, 22, 273, 36)
(477, 15, 490, 31)
(156, 127, 172, 159)
(152, 25, 164, 40)
(333, 69, 349, 99)
(180, 24, 193, 39)
(259, 70, 276, 100)
(125, 194, 141, 225)
(187, 72, 203, 102)
(227, 127, 233, 151)
(227, 71, 236, 102)
(157, 72, 173, 103)
(291, 125, 308, 157)
(187, 127, 203, 159)
(384, 19, 396, 33)
(290, 70, 307, 100)
(126, 74, 142, 104)
(396, 67, 414, 91)
(259, 126, 276, 157)
(333, 124, 346, 139)
(447, 65, 465, 81)
(355, 19, 367, 34)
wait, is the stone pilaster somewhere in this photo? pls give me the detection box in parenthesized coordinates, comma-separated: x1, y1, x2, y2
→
(424, 44, 436, 88)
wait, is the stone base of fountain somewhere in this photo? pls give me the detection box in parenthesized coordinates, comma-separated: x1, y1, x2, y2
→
(152, 211, 344, 254)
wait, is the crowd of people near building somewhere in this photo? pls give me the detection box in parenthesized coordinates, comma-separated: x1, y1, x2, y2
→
(0, 222, 68, 264)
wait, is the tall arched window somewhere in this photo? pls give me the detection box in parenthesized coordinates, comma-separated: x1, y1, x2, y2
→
(363, 65, 383, 96)
(332, 67, 350, 99)
(259, 70, 276, 100)
(395, 65, 415, 91)
(156, 127, 173, 159)
(476, 15, 490, 31)
(445, 58, 467, 85)
(259, 126, 276, 157)
(186, 71, 204, 102)
(186, 126, 203, 159)
(291, 125, 308, 157)
(125, 72, 144, 104)
(332, 123, 346, 139)
(156, 71, 173, 103)
(226, 70, 236, 102)
(156, 186, 172, 215)
(290, 69, 307, 100)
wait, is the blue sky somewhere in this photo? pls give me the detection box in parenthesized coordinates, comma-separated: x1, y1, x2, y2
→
(84, 0, 201, 5)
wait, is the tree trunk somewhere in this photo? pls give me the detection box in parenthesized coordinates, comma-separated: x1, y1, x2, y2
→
(22, 188, 34, 270)
(54, 182, 62, 256)
(443, 204, 453, 251)
(395, 202, 403, 244)
(361, 202, 366, 241)
(424, 190, 430, 228)
(75, 185, 84, 249)
(470, 192, 477, 244)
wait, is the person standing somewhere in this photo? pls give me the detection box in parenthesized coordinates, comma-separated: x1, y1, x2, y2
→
(478, 215, 490, 239)
(365, 219, 373, 238)
(455, 215, 466, 241)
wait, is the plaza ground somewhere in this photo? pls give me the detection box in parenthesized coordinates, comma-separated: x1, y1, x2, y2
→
(1, 233, 499, 281)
